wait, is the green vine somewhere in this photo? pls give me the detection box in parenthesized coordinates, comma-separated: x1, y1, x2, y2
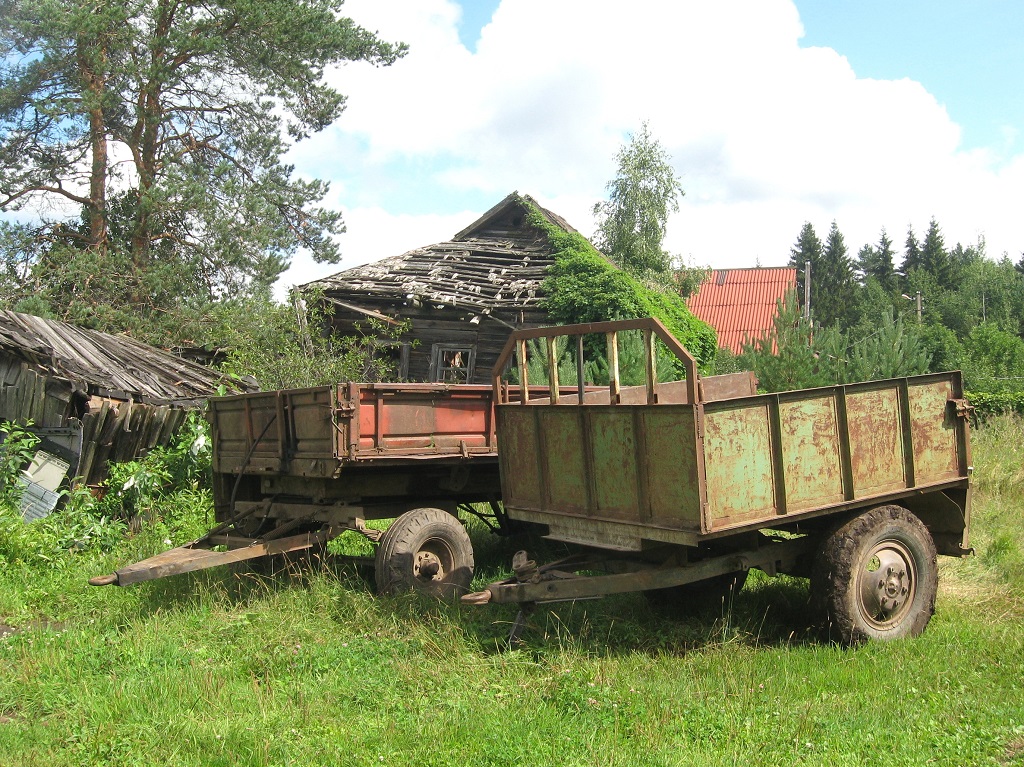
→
(526, 205, 718, 369)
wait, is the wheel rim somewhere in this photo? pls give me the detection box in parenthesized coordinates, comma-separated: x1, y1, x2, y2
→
(858, 539, 917, 630)
(412, 538, 455, 583)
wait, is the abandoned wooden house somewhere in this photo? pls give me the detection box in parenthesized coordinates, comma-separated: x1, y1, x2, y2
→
(300, 192, 592, 384)
(0, 310, 249, 495)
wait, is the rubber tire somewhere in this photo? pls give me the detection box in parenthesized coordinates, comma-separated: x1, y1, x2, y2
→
(812, 505, 937, 645)
(374, 508, 474, 600)
(645, 570, 748, 614)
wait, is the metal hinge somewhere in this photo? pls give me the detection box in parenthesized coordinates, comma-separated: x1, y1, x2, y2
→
(950, 398, 974, 419)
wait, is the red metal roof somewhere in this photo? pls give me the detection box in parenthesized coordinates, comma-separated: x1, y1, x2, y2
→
(687, 267, 797, 354)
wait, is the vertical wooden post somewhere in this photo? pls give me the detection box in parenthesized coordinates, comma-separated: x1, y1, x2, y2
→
(576, 335, 586, 403)
(547, 336, 560, 404)
(606, 331, 620, 405)
(644, 329, 658, 405)
(517, 338, 529, 404)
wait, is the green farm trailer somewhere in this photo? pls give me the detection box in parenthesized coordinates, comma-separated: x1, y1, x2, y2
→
(462, 318, 972, 644)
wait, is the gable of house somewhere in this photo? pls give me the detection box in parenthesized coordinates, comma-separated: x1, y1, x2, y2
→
(302, 192, 583, 383)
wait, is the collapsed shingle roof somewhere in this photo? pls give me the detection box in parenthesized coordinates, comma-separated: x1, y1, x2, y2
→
(302, 192, 580, 315)
(0, 310, 240, 404)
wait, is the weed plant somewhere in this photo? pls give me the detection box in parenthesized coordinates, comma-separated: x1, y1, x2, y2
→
(0, 417, 1022, 765)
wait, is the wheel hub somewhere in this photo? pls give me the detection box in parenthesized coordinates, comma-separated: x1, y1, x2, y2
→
(413, 550, 445, 581)
(860, 541, 916, 629)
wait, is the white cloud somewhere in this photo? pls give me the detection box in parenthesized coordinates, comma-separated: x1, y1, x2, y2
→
(278, 0, 1024, 294)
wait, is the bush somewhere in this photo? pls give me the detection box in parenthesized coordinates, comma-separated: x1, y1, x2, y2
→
(532, 208, 718, 372)
(0, 411, 213, 568)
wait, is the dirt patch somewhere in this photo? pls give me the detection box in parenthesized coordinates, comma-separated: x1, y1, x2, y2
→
(1004, 736, 1024, 765)
(0, 620, 69, 638)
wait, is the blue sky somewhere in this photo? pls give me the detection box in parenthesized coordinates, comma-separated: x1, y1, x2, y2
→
(796, 0, 1022, 156)
(277, 0, 1024, 294)
(274, 0, 1024, 296)
(9, 0, 1014, 297)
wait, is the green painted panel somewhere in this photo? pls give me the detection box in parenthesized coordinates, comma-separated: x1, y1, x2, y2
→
(704, 404, 775, 523)
(538, 408, 589, 514)
(780, 395, 844, 510)
(846, 386, 906, 496)
(588, 409, 640, 519)
(908, 380, 959, 482)
(641, 408, 701, 530)
(495, 408, 542, 508)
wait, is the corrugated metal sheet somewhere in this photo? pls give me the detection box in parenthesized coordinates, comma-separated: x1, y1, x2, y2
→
(687, 268, 797, 354)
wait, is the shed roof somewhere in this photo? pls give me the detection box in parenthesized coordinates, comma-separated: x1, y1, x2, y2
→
(0, 310, 240, 404)
(302, 192, 580, 317)
(687, 267, 797, 354)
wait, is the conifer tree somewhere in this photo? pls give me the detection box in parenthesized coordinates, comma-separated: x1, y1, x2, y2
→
(920, 218, 952, 290)
(856, 229, 898, 294)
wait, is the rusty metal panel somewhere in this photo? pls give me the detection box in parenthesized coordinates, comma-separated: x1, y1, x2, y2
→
(588, 409, 641, 520)
(284, 387, 339, 476)
(640, 408, 702, 530)
(779, 394, 845, 511)
(358, 384, 497, 453)
(704, 402, 776, 526)
(209, 391, 288, 473)
(907, 378, 960, 482)
(496, 407, 544, 509)
(537, 408, 589, 515)
(846, 385, 906, 496)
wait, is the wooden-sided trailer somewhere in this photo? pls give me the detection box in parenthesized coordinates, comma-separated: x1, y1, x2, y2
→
(89, 382, 510, 594)
(91, 319, 972, 644)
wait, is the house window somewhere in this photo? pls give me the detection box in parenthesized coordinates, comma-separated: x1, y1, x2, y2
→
(430, 344, 476, 383)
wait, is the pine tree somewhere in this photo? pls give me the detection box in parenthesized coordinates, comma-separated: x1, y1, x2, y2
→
(788, 222, 823, 315)
(920, 218, 952, 290)
(901, 225, 923, 279)
(816, 221, 857, 328)
(856, 229, 898, 294)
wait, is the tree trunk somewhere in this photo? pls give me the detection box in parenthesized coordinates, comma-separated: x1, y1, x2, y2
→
(79, 38, 108, 256)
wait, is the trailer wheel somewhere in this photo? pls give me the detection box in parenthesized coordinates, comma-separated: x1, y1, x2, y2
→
(812, 505, 937, 644)
(375, 508, 474, 600)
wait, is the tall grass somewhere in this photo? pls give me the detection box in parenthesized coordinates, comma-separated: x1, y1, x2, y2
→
(0, 417, 1022, 765)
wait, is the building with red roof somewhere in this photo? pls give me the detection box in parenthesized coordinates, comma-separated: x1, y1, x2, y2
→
(687, 267, 797, 354)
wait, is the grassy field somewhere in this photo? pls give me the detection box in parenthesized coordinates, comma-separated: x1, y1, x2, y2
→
(1, 418, 1023, 766)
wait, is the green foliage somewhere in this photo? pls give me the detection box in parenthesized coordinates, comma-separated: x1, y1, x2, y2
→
(535, 209, 717, 370)
(95, 410, 211, 527)
(0, 411, 214, 568)
(960, 323, 1024, 392)
(0, 0, 406, 346)
(592, 122, 684, 278)
(789, 221, 858, 329)
(965, 390, 1024, 420)
(741, 296, 931, 392)
(739, 295, 830, 392)
(855, 229, 898, 294)
(0, 420, 38, 509)
(211, 293, 408, 389)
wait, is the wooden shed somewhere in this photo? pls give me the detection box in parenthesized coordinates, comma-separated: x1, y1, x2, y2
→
(0, 310, 250, 486)
(301, 192, 585, 384)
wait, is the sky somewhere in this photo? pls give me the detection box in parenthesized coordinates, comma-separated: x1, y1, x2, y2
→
(269, 0, 1024, 297)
